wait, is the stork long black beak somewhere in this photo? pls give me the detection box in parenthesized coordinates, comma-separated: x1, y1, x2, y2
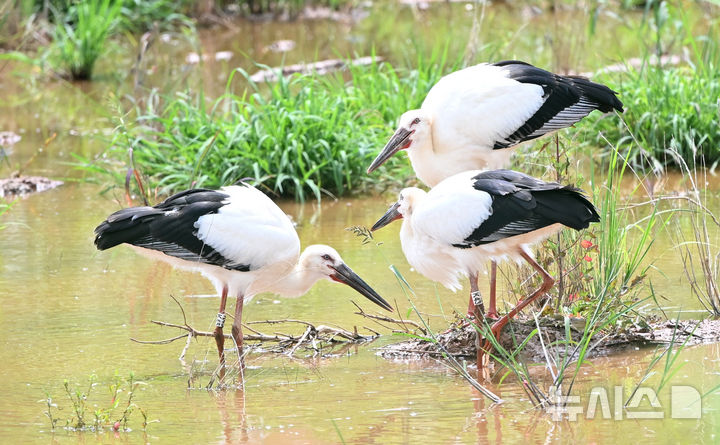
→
(371, 202, 402, 231)
(367, 127, 414, 173)
(331, 263, 393, 312)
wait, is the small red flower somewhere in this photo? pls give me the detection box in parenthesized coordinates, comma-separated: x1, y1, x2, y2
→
(113, 422, 121, 431)
(568, 293, 579, 302)
(583, 255, 592, 262)
(580, 240, 593, 249)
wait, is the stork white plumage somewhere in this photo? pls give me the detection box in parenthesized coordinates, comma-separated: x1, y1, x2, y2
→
(366, 60, 622, 318)
(367, 60, 624, 184)
(94, 184, 392, 371)
(371, 169, 600, 369)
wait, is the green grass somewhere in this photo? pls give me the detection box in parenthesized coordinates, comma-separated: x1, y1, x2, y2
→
(80, 52, 458, 201)
(51, 0, 123, 80)
(589, 65, 720, 167)
(584, 3, 720, 168)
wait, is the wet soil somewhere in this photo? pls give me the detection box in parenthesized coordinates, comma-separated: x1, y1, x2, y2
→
(380, 317, 720, 363)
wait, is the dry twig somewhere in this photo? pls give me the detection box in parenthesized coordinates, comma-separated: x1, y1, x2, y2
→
(130, 296, 381, 359)
(352, 301, 427, 335)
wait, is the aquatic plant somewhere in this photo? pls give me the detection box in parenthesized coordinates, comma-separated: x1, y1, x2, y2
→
(43, 372, 153, 432)
(50, 0, 123, 80)
(80, 53, 456, 201)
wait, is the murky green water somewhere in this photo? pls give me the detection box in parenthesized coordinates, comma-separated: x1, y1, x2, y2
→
(2, 1, 720, 443)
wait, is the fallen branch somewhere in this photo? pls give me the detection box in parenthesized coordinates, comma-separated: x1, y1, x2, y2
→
(130, 296, 381, 359)
(249, 56, 382, 83)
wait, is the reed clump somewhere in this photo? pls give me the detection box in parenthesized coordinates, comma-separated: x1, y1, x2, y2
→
(85, 54, 455, 201)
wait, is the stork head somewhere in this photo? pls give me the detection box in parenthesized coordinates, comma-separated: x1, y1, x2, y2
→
(298, 245, 393, 311)
(371, 187, 426, 231)
(366, 110, 431, 174)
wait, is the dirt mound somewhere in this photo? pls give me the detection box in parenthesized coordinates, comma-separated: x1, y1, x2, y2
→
(379, 317, 720, 363)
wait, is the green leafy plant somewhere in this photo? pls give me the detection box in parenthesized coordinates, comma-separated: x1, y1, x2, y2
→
(51, 0, 123, 80)
(42, 372, 153, 432)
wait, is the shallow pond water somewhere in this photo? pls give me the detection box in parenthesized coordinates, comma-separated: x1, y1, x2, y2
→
(2, 0, 720, 443)
(1, 183, 720, 443)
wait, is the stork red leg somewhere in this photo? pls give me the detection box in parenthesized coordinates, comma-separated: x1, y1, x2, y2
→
(486, 250, 554, 347)
(213, 286, 229, 368)
(488, 260, 499, 319)
(467, 271, 481, 318)
(231, 294, 245, 361)
(468, 271, 489, 371)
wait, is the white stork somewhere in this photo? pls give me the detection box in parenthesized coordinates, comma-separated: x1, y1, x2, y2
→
(94, 184, 392, 369)
(366, 60, 622, 318)
(371, 169, 599, 369)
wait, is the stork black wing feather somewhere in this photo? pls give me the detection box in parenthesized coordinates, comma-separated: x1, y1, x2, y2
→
(471, 169, 561, 194)
(453, 172, 600, 247)
(453, 194, 542, 248)
(491, 61, 624, 149)
(94, 188, 251, 271)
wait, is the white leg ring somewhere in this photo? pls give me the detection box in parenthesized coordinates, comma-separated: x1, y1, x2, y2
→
(216, 312, 226, 328)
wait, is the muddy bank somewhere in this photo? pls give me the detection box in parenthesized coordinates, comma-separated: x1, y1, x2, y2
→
(0, 176, 63, 198)
(379, 318, 720, 363)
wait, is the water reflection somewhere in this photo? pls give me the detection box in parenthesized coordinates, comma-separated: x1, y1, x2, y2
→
(215, 390, 249, 444)
(470, 388, 503, 444)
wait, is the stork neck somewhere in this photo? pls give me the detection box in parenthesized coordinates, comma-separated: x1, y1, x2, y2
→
(265, 264, 320, 298)
(409, 136, 453, 187)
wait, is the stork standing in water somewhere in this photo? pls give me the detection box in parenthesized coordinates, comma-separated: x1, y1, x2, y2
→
(94, 184, 392, 371)
(367, 60, 622, 319)
(371, 170, 599, 369)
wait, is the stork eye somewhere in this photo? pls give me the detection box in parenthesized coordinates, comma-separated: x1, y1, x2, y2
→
(411, 118, 421, 126)
(321, 254, 332, 261)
